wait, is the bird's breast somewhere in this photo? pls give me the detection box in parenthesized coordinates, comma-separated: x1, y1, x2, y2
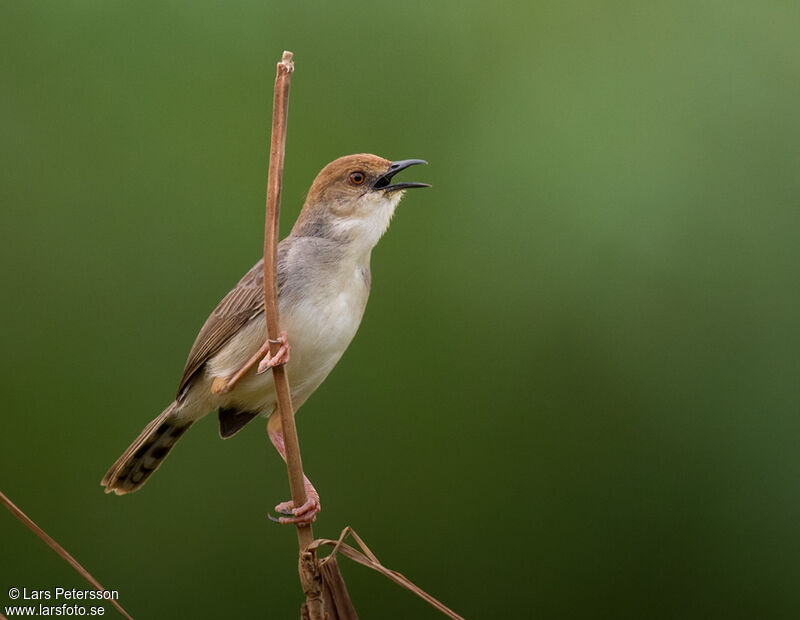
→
(285, 266, 369, 370)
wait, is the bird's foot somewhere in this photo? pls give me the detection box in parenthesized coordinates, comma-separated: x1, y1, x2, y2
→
(269, 480, 320, 526)
(257, 332, 291, 374)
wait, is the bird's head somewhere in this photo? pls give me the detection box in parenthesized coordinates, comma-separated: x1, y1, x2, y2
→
(292, 154, 429, 251)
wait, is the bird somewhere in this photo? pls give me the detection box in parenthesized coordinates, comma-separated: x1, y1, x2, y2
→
(101, 154, 429, 524)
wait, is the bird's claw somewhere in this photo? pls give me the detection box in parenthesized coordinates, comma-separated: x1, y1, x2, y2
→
(257, 332, 291, 374)
(268, 493, 321, 526)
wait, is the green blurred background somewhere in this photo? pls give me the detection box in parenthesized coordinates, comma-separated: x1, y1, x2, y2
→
(2, 1, 799, 618)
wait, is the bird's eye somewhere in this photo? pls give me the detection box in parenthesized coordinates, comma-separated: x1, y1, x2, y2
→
(349, 171, 366, 185)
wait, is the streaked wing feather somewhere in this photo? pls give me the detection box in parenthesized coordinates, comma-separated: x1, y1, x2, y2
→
(177, 259, 265, 398)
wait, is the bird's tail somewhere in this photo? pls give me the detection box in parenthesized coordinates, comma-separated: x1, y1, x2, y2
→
(101, 402, 192, 495)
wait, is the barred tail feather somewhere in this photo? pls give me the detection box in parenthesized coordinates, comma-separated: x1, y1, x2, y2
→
(101, 402, 192, 495)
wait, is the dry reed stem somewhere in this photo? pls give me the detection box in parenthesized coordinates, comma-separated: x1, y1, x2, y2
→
(262, 50, 327, 620)
(0, 490, 133, 620)
(262, 50, 312, 547)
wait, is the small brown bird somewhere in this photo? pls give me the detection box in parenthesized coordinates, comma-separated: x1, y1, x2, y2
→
(101, 154, 428, 524)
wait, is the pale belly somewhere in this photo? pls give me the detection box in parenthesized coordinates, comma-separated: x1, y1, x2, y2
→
(200, 269, 369, 417)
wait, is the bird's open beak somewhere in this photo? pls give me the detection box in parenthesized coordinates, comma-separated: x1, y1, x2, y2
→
(373, 159, 431, 192)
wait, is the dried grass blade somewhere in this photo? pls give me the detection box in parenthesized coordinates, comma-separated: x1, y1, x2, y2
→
(312, 528, 465, 620)
(0, 490, 133, 619)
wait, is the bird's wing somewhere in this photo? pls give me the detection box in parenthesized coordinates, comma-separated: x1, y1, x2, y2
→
(176, 259, 266, 399)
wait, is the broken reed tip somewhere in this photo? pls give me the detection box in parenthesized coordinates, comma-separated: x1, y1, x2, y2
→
(280, 50, 295, 72)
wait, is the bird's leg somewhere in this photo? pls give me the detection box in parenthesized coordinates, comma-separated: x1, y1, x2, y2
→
(257, 331, 291, 374)
(268, 423, 321, 525)
(210, 340, 273, 395)
(209, 332, 291, 395)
